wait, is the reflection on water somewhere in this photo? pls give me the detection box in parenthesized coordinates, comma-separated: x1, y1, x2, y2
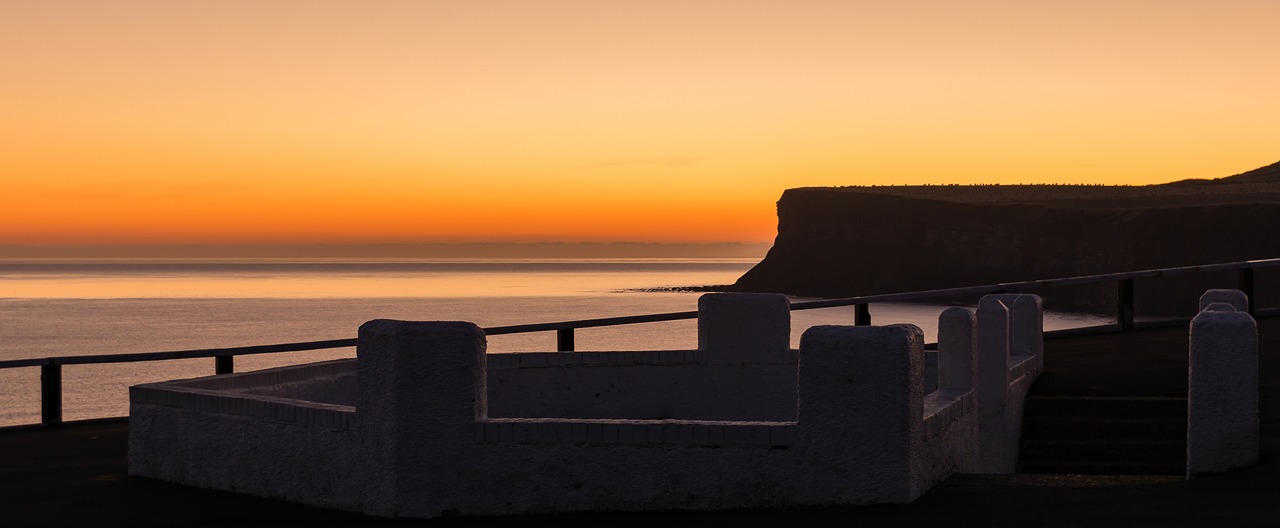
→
(0, 258, 760, 299)
(0, 259, 1110, 426)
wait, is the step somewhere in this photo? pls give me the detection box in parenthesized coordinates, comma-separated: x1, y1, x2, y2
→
(947, 473, 1184, 486)
(1020, 415, 1186, 440)
(1023, 396, 1187, 421)
(1017, 460, 1185, 476)
(1019, 438, 1186, 464)
(1018, 437, 1186, 476)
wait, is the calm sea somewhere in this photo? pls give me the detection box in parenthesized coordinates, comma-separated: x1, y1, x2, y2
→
(0, 258, 1107, 426)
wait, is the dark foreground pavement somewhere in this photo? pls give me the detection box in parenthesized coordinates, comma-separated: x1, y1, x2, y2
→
(4, 318, 1279, 528)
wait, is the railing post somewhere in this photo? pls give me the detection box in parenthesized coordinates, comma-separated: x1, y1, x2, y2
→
(854, 303, 871, 326)
(215, 355, 234, 375)
(41, 362, 62, 427)
(1188, 303, 1258, 477)
(1117, 279, 1135, 330)
(975, 296, 1014, 473)
(556, 328, 574, 352)
(1239, 267, 1256, 316)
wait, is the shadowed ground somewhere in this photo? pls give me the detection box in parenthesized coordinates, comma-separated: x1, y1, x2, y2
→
(2, 317, 1278, 527)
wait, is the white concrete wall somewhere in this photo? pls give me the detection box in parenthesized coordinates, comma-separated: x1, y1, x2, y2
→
(1187, 298, 1259, 478)
(796, 324, 925, 503)
(486, 293, 937, 422)
(487, 293, 796, 421)
(921, 307, 979, 487)
(970, 294, 1043, 474)
(938, 307, 976, 393)
(1000, 294, 1044, 476)
(988, 293, 1044, 370)
(357, 319, 489, 517)
(359, 321, 970, 517)
(1199, 288, 1249, 313)
(487, 353, 797, 421)
(128, 360, 360, 511)
(127, 292, 1045, 519)
(699, 292, 791, 364)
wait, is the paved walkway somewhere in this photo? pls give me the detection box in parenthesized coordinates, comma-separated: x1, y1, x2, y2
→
(3, 317, 1278, 527)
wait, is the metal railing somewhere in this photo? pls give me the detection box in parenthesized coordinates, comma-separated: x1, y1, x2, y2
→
(2, 257, 1277, 428)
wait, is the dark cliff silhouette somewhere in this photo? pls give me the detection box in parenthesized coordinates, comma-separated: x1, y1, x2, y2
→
(731, 161, 1280, 316)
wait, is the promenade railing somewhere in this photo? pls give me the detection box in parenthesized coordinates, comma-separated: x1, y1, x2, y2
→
(3, 257, 1278, 428)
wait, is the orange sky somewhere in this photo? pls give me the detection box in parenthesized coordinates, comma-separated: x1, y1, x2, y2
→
(3, 1, 1278, 247)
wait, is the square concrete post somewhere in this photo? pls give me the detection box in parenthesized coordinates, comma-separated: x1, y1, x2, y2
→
(1198, 289, 1249, 313)
(797, 324, 924, 503)
(974, 297, 1015, 474)
(937, 307, 976, 392)
(1187, 303, 1258, 478)
(698, 293, 790, 364)
(987, 294, 1044, 369)
(357, 320, 487, 518)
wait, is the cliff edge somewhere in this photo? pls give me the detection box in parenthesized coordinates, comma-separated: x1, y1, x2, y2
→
(731, 161, 1280, 316)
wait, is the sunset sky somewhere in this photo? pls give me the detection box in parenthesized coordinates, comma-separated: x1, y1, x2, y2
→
(3, 1, 1278, 248)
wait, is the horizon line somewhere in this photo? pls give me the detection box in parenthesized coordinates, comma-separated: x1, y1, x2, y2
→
(0, 241, 774, 259)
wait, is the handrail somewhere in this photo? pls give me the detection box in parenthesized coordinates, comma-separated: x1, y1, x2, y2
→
(2, 256, 1278, 428)
(0, 338, 359, 370)
(484, 310, 700, 334)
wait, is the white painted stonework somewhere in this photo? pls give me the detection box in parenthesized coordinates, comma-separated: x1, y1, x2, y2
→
(969, 294, 1042, 474)
(128, 293, 1045, 518)
(1198, 288, 1249, 313)
(1187, 294, 1259, 478)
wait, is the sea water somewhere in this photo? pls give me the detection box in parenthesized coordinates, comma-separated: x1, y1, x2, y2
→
(0, 258, 1108, 426)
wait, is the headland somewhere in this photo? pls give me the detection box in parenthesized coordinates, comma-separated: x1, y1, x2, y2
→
(730, 160, 1280, 315)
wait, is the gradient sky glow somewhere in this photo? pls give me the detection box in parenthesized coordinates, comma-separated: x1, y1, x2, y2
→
(3, 1, 1278, 246)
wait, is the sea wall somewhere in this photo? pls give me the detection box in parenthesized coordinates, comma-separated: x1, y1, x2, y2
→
(487, 293, 796, 421)
(731, 188, 1280, 315)
(128, 292, 1046, 518)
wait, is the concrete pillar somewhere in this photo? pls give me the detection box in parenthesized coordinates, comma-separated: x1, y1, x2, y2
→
(974, 297, 1014, 474)
(797, 324, 923, 503)
(698, 293, 790, 364)
(357, 320, 487, 517)
(1199, 289, 1249, 313)
(987, 294, 1044, 369)
(1187, 303, 1258, 478)
(937, 307, 976, 392)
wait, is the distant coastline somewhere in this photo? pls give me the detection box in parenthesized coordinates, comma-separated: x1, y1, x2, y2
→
(622, 285, 734, 293)
(730, 160, 1280, 316)
(0, 242, 771, 260)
